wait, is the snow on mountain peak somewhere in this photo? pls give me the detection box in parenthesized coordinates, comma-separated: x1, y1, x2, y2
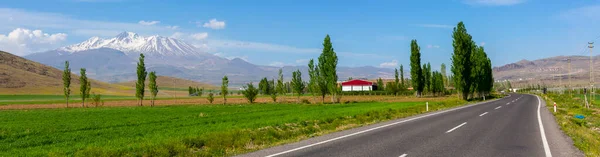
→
(115, 32, 139, 40)
(59, 31, 207, 57)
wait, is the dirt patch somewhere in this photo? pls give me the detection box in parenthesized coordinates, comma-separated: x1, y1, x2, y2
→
(0, 95, 451, 110)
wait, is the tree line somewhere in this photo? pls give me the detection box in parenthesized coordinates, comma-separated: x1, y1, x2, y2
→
(62, 53, 159, 107)
(449, 22, 494, 100)
(238, 22, 494, 103)
(61, 21, 493, 107)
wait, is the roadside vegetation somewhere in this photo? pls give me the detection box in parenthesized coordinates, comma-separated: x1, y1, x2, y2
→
(539, 93, 600, 156)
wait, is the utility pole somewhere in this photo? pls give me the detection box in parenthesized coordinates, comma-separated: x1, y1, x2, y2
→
(589, 42, 594, 108)
(559, 72, 562, 93)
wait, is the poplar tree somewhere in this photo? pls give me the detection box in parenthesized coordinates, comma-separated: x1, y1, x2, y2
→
(148, 71, 158, 107)
(276, 69, 285, 95)
(410, 40, 424, 97)
(308, 59, 319, 102)
(441, 63, 447, 87)
(222, 75, 229, 104)
(63, 61, 71, 108)
(318, 34, 338, 103)
(291, 69, 305, 103)
(377, 78, 384, 91)
(79, 68, 90, 107)
(270, 79, 277, 102)
(451, 21, 475, 100)
(424, 63, 432, 93)
(471, 46, 494, 98)
(400, 64, 405, 91)
(136, 54, 147, 106)
(392, 68, 400, 96)
(259, 77, 270, 95)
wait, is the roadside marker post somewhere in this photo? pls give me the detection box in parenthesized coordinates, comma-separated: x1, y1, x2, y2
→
(554, 102, 557, 113)
(426, 102, 429, 111)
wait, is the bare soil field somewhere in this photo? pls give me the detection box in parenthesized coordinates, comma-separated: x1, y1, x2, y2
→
(0, 95, 451, 110)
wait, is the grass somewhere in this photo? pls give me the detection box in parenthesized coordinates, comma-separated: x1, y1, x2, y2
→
(0, 97, 470, 156)
(158, 87, 188, 91)
(540, 93, 600, 156)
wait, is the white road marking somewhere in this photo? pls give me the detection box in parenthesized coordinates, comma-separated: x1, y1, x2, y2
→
(507, 102, 510, 105)
(399, 154, 408, 157)
(479, 112, 488, 116)
(495, 106, 502, 110)
(446, 122, 467, 133)
(536, 95, 553, 157)
(264, 98, 505, 157)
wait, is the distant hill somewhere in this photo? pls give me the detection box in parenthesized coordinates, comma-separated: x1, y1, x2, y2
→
(0, 50, 133, 95)
(116, 75, 216, 89)
(493, 55, 598, 87)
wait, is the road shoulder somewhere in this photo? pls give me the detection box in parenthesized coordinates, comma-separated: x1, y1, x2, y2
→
(537, 95, 585, 157)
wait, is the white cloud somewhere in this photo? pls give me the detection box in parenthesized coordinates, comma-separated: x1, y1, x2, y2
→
(269, 62, 288, 67)
(71, 29, 122, 37)
(339, 51, 392, 59)
(138, 20, 160, 26)
(379, 60, 398, 68)
(427, 44, 440, 49)
(166, 25, 179, 30)
(214, 52, 248, 61)
(463, 0, 526, 6)
(204, 39, 320, 54)
(201, 19, 226, 29)
(0, 8, 175, 37)
(480, 42, 486, 46)
(190, 32, 208, 40)
(416, 24, 453, 29)
(0, 28, 67, 56)
(296, 59, 309, 64)
(170, 32, 184, 39)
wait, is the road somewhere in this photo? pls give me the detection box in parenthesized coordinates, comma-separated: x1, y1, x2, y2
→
(239, 94, 583, 157)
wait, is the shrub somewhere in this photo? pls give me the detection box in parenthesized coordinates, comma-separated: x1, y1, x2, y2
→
(270, 93, 277, 102)
(242, 83, 259, 103)
(207, 93, 214, 104)
(91, 93, 103, 107)
(301, 99, 311, 104)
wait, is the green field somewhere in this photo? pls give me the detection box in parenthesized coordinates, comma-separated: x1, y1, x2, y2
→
(542, 94, 600, 156)
(0, 98, 468, 156)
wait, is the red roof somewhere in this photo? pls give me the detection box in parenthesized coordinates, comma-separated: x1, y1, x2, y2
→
(341, 79, 373, 86)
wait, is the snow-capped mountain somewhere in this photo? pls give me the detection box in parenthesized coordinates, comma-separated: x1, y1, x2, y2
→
(26, 31, 394, 86)
(59, 32, 207, 57)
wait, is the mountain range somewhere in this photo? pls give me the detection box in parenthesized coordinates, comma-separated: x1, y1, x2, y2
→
(25, 32, 395, 86)
(492, 55, 600, 87)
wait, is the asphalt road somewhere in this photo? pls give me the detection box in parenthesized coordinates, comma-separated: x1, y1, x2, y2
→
(239, 94, 583, 157)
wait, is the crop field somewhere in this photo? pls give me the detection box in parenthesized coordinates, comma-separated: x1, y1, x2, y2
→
(0, 97, 469, 156)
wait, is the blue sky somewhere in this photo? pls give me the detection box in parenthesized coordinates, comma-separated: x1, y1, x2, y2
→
(1, 0, 600, 71)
